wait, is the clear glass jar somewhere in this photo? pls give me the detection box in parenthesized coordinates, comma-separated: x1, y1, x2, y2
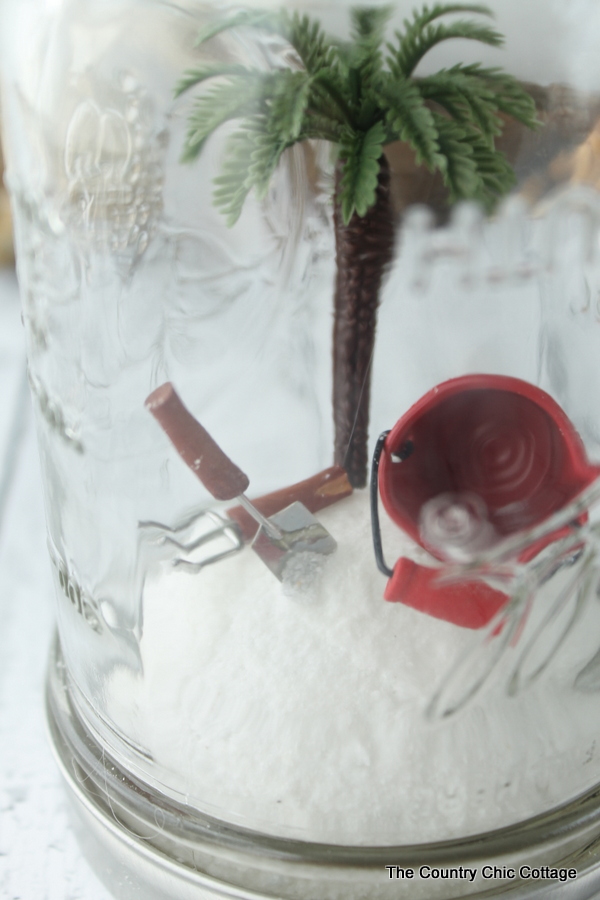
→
(4, 0, 600, 896)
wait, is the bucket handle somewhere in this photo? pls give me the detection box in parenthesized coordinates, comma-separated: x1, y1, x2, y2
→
(370, 430, 394, 578)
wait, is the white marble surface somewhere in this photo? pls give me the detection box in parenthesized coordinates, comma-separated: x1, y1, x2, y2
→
(0, 271, 114, 899)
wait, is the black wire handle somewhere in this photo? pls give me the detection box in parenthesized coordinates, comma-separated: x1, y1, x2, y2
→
(371, 430, 394, 578)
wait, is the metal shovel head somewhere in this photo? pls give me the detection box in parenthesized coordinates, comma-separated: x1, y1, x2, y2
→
(251, 501, 337, 582)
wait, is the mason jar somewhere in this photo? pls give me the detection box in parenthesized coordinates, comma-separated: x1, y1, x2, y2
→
(4, 0, 600, 897)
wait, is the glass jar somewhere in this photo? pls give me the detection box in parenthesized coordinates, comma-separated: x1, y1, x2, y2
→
(4, 0, 600, 896)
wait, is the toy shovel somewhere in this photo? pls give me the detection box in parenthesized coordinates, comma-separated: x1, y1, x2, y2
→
(145, 383, 337, 581)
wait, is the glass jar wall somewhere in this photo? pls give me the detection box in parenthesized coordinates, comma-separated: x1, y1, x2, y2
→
(4, 1, 600, 896)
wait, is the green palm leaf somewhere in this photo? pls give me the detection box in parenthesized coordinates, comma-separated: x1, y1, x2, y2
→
(427, 63, 539, 129)
(389, 6, 502, 78)
(351, 6, 394, 46)
(212, 123, 260, 226)
(195, 9, 333, 77)
(417, 68, 502, 141)
(433, 112, 515, 209)
(194, 9, 281, 47)
(433, 114, 480, 200)
(311, 70, 354, 126)
(249, 127, 290, 201)
(463, 128, 516, 206)
(476, 68, 539, 128)
(297, 108, 346, 143)
(280, 12, 334, 75)
(191, 8, 350, 127)
(181, 75, 268, 162)
(338, 121, 387, 223)
(174, 64, 254, 99)
(402, 3, 493, 30)
(349, 7, 394, 89)
(268, 71, 314, 143)
(377, 74, 444, 169)
(213, 121, 294, 224)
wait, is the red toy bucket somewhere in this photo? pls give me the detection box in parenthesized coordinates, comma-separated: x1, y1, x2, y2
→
(372, 375, 600, 628)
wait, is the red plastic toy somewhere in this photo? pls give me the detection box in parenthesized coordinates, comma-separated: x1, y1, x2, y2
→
(371, 375, 600, 629)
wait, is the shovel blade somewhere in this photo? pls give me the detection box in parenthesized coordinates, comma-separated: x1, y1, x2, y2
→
(251, 501, 336, 582)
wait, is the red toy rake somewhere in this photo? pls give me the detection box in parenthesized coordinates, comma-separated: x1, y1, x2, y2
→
(371, 375, 600, 629)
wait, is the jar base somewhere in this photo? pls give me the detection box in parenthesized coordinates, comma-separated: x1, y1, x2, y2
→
(46, 635, 600, 900)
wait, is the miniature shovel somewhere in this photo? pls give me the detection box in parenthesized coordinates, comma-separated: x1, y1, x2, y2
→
(145, 383, 337, 582)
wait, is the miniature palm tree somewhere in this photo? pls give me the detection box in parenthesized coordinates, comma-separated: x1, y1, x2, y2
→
(176, 3, 538, 488)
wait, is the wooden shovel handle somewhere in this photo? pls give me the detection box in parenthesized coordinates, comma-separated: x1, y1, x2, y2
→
(145, 383, 249, 501)
(228, 466, 352, 541)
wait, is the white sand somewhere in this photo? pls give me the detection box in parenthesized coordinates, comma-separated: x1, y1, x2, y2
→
(107, 491, 600, 844)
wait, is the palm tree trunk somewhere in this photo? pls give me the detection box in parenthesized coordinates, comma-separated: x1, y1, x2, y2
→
(332, 153, 396, 488)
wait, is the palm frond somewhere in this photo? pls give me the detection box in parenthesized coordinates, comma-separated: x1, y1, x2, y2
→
(476, 68, 540, 128)
(463, 128, 516, 207)
(338, 121, 387, 223)
(378, 75, 444, 169)
(174, 64, 253, 99)
(181, 76, 267, 162)
(212, 123, 261, 226)
(249, 127, 290, 200)
(417, 68, 502, 141)
(402, 3, 493, 30)
(433, 114, 479, 200)
(194, 8, 333, 79)
(390, 13, 502, 78)
(297, 109, 346, 142)
(351, 6, 394, 45)
(212, 116, 295, 224)
(193, 9, 350, 127)
(247, 72, 322, 199)
(194, 9, 281, 47)
(433, 112, 515, 209)
(391, 0, 495, 69)
(351, 8, 393, 68)
(312, 70, 355, 126)
(432, 64, 539, 129)
(267, 71, 314, 143)
(309, 80, 349, 125)
(279, 11, 335, 75)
